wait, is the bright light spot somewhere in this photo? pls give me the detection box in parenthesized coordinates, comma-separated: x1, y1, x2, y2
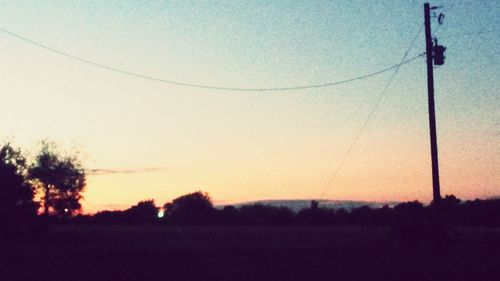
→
(157, 210, 164, 218)
(64, 208, 69, 213)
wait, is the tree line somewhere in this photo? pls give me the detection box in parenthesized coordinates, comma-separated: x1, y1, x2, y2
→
(2, 142, 500, 231)
(76, 191, 500, 228)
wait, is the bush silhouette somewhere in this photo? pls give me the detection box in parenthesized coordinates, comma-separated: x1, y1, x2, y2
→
(124, 200, 159, 224)
(163, 191, 215, 225)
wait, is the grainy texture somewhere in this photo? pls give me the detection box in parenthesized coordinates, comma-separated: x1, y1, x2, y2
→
(1, 226, 499, 281)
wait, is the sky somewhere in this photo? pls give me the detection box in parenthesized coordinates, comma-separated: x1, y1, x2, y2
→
(0, 0, 498, 213)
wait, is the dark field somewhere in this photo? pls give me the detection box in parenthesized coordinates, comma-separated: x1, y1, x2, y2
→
(2, 226, 500, 281)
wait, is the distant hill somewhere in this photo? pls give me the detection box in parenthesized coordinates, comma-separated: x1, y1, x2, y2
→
(217, 199, 399, 213)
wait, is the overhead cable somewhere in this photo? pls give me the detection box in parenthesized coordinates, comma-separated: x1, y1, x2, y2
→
(320, 23, 425, 198)
(0, 26, 423, 92)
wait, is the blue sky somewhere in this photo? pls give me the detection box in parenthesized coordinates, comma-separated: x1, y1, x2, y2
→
(0, 0, 498, 212)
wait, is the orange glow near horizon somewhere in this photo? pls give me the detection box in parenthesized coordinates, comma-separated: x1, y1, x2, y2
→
(1, 1, 498, 214)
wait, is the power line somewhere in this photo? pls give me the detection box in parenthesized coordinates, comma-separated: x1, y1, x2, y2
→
(0, 26, 422, 92)
(319, 23, 424, 199)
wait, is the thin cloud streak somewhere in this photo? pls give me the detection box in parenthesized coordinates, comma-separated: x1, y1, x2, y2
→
(87, 168, 167, 176)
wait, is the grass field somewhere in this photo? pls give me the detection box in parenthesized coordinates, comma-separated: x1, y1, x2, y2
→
(2, 226, 500, 281)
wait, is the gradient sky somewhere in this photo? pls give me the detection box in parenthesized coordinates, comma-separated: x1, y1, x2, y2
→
(0, 0, 498, 213)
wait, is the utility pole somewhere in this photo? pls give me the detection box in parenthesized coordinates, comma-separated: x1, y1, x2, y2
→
(424, 3, 445, 206)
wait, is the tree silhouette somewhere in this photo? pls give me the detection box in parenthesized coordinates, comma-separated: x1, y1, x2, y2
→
(0, 143, 37, 226)
(28, 141, 86, 217)
(124, 200, 159, 224)
(163, 191, 215, 225)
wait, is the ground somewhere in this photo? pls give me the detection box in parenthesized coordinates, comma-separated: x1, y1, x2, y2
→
(1, 226, 500, 281)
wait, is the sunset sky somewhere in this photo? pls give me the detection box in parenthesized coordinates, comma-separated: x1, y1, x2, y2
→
(1, 0, 498, 213)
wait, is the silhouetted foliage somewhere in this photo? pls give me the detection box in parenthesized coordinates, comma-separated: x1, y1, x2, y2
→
(393, 201, 425, 223)
(70, 191, 500, 229)
(90, 210, 127, 224)
(163, 191, 215, 225)
(440, 194, 462, 225)
(350, 205, 375, 225)
(389, 201, 431, 243)
(0, 143, 37, 228)
(458, 198, 500, 227)
(89, 201, 160, 225)
(123, 200, 159, 224)
(372, 205, 393, 226)
(238, 204, 294, 225)
(28, 141, 86, 217)
(296, 201, 336, 226)
(218, 205, 239, 225)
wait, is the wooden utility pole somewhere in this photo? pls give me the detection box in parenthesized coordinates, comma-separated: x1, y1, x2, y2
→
(424, 3, 441, 205)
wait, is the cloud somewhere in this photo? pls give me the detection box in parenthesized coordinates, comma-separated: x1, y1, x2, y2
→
(87, 167, 167, 176)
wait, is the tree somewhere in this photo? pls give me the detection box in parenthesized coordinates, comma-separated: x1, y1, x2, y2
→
(163, 191, 215, 225)
(29, 141, 86, 217)
(124, 200, 159, 224)
(0, 143, 37, 224)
